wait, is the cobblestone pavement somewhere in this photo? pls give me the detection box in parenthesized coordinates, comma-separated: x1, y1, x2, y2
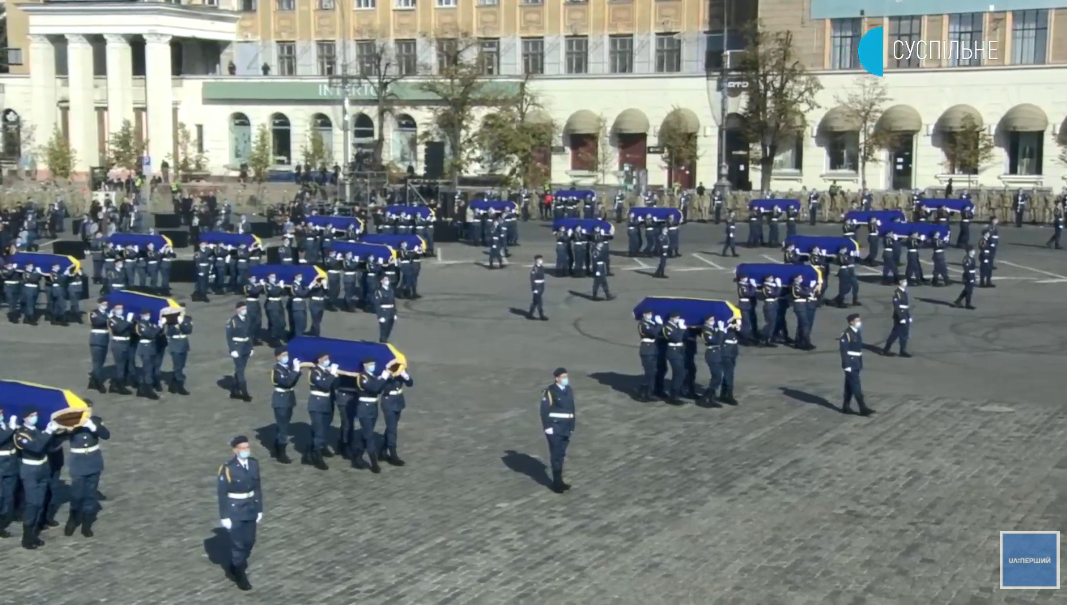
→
(3, 221, 1067, 605)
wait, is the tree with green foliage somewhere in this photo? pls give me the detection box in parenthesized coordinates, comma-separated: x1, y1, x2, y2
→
(173, 122, 208, 177)
(736, 28, 822, 191)
(942, 115, 995, 175)
(837, 77, 896, 190)
(104, 119, 148, 171)
(351, 34, 408, 168)
(659, 107, 700, 183)
(39, 126, 76, 179)
(475, 77, 556, 188)
(301, 130, 333, 169)
(248, 124, 273, 183)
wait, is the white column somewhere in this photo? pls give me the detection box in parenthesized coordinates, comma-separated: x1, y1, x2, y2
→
(144, 34, 174, 177)
(28, 35, 58, 175)
(104, 34, 134, 136)
(66, 34, 98, 171)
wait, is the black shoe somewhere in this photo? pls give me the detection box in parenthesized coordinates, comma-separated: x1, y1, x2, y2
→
(666, 396, 684, 406)
(63, 513, 79, 537)
(859, 408, 876, 417)
(41, 518, 59, 529)
(168, 381, 178, 394)
(80, 516, 95, 538)
(312, 449, 329, 471)
(965, 305, 976, 310)
(88, 377, 100, 392)
(321, 445, 334, 458)
(234, 566, 252, 591)
(606, 294, 616, 301)
(153, 380, 163, 391)
(276, 445, 291, 464)
(539, 316, 548, 321)
(550, 471, 566, 494)
(900, 352, 912, 358)
(229, 388, 242, 400)
(882, 349, 895, 357)
(140, 385, 159, 400)
(387, 449, 405, 466)
(21, 526, 37, 550)
(176, 381, 190, 396)
(369, 454, 381, 474)
(841, 407, 855, 415)
(351, 454, 367, 470)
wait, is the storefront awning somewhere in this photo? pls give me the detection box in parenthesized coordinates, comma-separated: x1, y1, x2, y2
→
(1001, 104, 1048, 132)
(613, 109, 650, 135)
(877, 105, 922, 133)
(936, 104, 983, 132)
(564, 110, 601, 135)
(819, 106, 861, 132)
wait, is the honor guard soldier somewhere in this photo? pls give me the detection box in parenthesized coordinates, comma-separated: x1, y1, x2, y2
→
(1012, 189, 1028, 227)
(134, 309, 163, 399)
(978, 234, 995, 288)
(264, 273, 287, 346)
(807, 190, 820, 225)
(227, 302, 253, 401)
(306, 353, 338, 470)
(102, 258, 127, 296)
(662, 312, 687, 404)
(783, 244, 800, 265)
(865, 219, 880, 265)
(953, 249, 978, 309)
(0, 408, 17, 538)
(145, 243, 160, 293)
(746, 208, 762, 247)
(64, 413, 109, 538)
(540, 368, 575, 494)
(244, 277, 263, 346)
(87, 298, 110, 393)
(758, 276, 780, 347)
(983, 217, 1000, 268)
(278, 236, 294, 265)
(235, 245, 250, 292)
(904, 233, 925, 285)
(47, 262, 68, 326)
(107, 303, 133, 394)
(666, 214, 680, 257)
(957, 204, 974, 248)
(721, 211, 739, 257)
(736, 278, 758, 344)
(102, 242, 118, 283)
(719, 317, 740, 404)
(528, 255, 548, 320)
(193, 243, 213, 302)
(15, 410, 59, 549)
(842, 217, 856, 239)
(861, 189, 874, 211)
(487, 220, 506, 270)
(626, 217, 641, 256)
(767, 206, 782, 247)
(699, 318, 724, 408)
(3, 261, 20, 323)
(379, 365, 412, 466)
(89, 233, 105, 284)
(20, 261, 42, 324)
(67, 269, 84, 323)
(881, 235, 900, 285)
(642, 216, 657, 256)
(653, 225, 670, 279)
(307, 276, 326, 337)
(374, 276, 397, 343)
(882, 279, 912, 357)
(839, 314, 874, 416)
(934, 205, 949, 230)
(212, 245, 228, 295)
(591, 242, 614, 301)
(398, 241, 415, 298)
(288, 273, 308, 339)
(269, 347, 300, 464)
(790, 275, 812, 350)
(712, 189, 725, 224)
(570, 229, 588, 277)
(930, 233, 950, 286)
(163, 309, 193, 395)
(352, 358, 388, 472)
(325, 251, 342, 310)
(217, 435, 263, 591)
(1047, 203, 1064, 249)
(160, 242, 175, 294)
(613, 191, 626, 223)
(637, 309, 661, 402)
(341, 251, 361, 311)
(785, 204, 799, 237)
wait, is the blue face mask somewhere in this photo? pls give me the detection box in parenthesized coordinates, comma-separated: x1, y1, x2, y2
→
(365, 365, 376, 374)
(238, 450, 251, 459)
(25, 416, 38, 428)
(560, 378, 569, 387)
(279, 356, 289, 365)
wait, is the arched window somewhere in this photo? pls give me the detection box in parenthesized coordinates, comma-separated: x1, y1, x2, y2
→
(393, 113, 417, 168)
(1, 110, 21, 161)
(310, 113, 334, 160)
(271, 113, 291, 165)
(229, 112, 251, 166)
(353, 113, 374, 142)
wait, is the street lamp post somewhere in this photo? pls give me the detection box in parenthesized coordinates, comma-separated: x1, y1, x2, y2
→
(714, 0, 731, 197)
(329, 7, 355, 204)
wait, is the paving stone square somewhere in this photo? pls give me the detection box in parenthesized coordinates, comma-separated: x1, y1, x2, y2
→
(2, 220, 1066, 605)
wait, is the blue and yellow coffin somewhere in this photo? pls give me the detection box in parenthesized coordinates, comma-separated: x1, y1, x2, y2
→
(199, 232, 262, 249)
(305, 215, 365, 234)
(785, 235, 859, 257)
(249, 264, 326, 285)
(384, 205, 434, 220)
(10, 252, 80, 274)
(734, 263, 823, 288)
(359, 234, 427, 253)
(107, 233, 173, 249)
(287, 336, 407, 376)
(629, 207, 683, 223)
(632, 297, 740, 326)
(845, 210, 906, 225)
(918, 198, 974, 213)
(554, 189, 596, 200)
(469, 199, 519, 213)
(0, 380, 90, 429)
(105, 291, 182, 322)
(748, 198, 801, 213)
(882, 222, 950, 243)
(552, 218, 615, 237)
(327, 241, 395, 264)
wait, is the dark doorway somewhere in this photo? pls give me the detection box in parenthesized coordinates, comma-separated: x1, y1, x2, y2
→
(889, 134, 914, 190)
(724, 129, 750, 191)
(668, 161, 695, 189)
(617, 133, 647, 171)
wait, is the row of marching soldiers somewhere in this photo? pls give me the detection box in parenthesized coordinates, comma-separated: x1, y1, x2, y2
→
(372, 207, 437, 251)
(1, 259, 86, 326)
(459, 206, 520, 248)
(625, 215, 682, 260)
(88, 235, 178, 296)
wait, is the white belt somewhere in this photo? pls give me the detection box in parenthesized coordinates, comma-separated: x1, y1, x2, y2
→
(982, 260, 989, 263)
(962, 219, 970, 223)
(328, 270, 340, 274)
(379, 304, 394, 308)
(908, 249, 918, 252)
(992, 235, 999, 239)
(738, 298, 749, 302)
(549, 412, 574, 419)
(291, 298, 304, 302)
(343, 272, 356, 276)
(111, 336, 129, 340)
(91, 329, 108, 334)
(4, 281, 17, 285)
(966, 269, 976, 273)
(387, 390, 402, 396)
(668, 343, 684, 347)
(246, 298, 258, 302)
(148, 261, 158, 265)
(847, 351, 862, 356)
(311, 390, 331, 397)
(358, 397, 377, 403)
(25, 284, 38, 288)
(725, 339, 737, 344)
(268, 297, 282, 301)
(312, 296, 325, 300)
(70, 445, 100, 454)
(533, 280, 544, 283)
(641, 338, 655, 343)
(898, 305, 909, 309)
(0, 449, 14, 456)
(21, 458, 47, 466)
(228, 491, 255, 500)
(274, 387, 293, 393)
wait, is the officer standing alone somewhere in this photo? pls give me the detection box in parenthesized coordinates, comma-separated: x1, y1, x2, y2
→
(374, 276, 397, 343)
(1047, 203, 1064, 249)
(882, 279, 912, 357)
(839, 314, 874, 417)
(721, 211, 738, 257)
(591, 242, 614, 301)
(528, 255, 547, 321)
(226, 302, 253, 401)
(63, 413, 109, 538)
(953, 248, 978, 309)
(216, 436, 263, 591)
(540, 368, 575, 494)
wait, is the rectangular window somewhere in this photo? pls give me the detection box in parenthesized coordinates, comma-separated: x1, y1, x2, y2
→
(830, 18, 861, 70)
(521, 0, 542, 4)
(1009, 131, 1043, 175)
(317, 0, 335, 8)
(772, 138, 803, 172)
(655, 33, 681, 73)
(477, 0, 498, 5)
(354, 0, 375, 8)
(436, 38, 458, 72)
(948, 13, 983, 67)
(276, 0, 294, 10)
(317, 41, 337, 76)
(204, 0, 218, 6)
(276, 42, 296, 76)
(1012, 9, 1048, 65)
(827, 132, 859, 172)
(356, 40, 377, 76)
(704, 30, 745, 71)
(888, 16, 921, 68)
(395, 0, 415, 8)
(609, 35, 633, 74)
(436, 0, 456, 6)
(479, 38, 500, 76)
(522, 38, 544, 75)
(195, 124, 204, 154)
(240, 0, 256, 10)
(565, 36, 588, 75)
(4, 49, 23, 67)
(395, 39, 417, 76)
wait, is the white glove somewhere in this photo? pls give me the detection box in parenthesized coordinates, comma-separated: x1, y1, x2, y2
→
(544, 427, 554, 435)
(654, 316, 663, 325)
(158, 317, 166, 327)
(844, 367, 852, 372)
(292, 358, 301, 370)
(379, 317, 386, 323)
(249, 350, 254, 357)
(256, 513, 262, 524)
(899, 320, 906, 324)
(83, 418, 97, 432)
(677, 319, 686, 329)
(230, 351, 239, 359)
(328, 364, 339, 376)
(909, 318, 913, 323)
(401, 371, 409, 379)
(380, 370, 392, 379)
(8, 415, 17, 430)
(44, 420, 59, 434)
(221, 519, 232, 530)
(126, 312, 134, 321)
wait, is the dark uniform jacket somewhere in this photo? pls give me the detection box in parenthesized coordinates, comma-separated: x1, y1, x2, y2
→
(225, 315, 251, 356)
(216, 456, 263, 522)
(89, 310, 110, 348)
(270, 362, 300, 409)
(381, 373, 413, 412)
(355, 370, 386, 418)
(540, 384, 576, 436)
(839, 328, 864, 371)
(68, 421, 110, 476)
(165, 316, 193, 354)
(307, 366, 337, 413)
(892, 289, 911, 324)
(530, 265, 545, 294)
(0, 421, 18, 477)
(638, 318, 659, 357)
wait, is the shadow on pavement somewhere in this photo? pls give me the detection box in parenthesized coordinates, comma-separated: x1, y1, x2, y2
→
(501, 450, 551, 488)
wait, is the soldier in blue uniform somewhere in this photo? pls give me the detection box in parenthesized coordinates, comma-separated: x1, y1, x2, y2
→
(212, 245, 228, 295)
(87, 298, 110, 393)
(930, 233, 950, 286)
(790, 275, 812, 350)
(978, 234, 995, 288)
(227, 301, 253, 401)
(234, 245, 250, 293)
(397, 242, 414, 298)
(662, 312, 687, 404)
(379, 364, 412, 466)
(1047, 203, 1064, 249)
(785, 204, 799, 238)
(307, 276, 326, 337)
(216, 435, 263, 591)
(666, 214, 680, 257)
(736, 279, 758, 345)
(783, 244, 800, 265)
(67, 269, 84, 323)
(698, 317, 724, 408)
(636, 309, 660, 402)
(613, 192, 626, 223)
(107, 302, 133, 394)
(528, 255, 548, 320)
(746, 208, 762, 247)
(957, 205, 974, 248)
(569, 229, 587, 277)
(882, 279, 912, 357)
(3, 261, 20, 323)
(278, 236, 294, 265)
(642, 216, 657, 256)
(721, 211, 738, 257)
(306, 352, 338, 470)
(134, 308, 163, 399)
(904, 233, 925, 285)
(1012, 189, 1028, 227)
(164, 310, 193, 395)
(374, 276, 397, 343)
(89, 233, 105, 284)
(325, 251, 343, 310)
(63, 413, 109, 537)
(864, 219, 880, 265)
(626, 218, 641, 256)
(881, 235, 899, 285)
(540, 368, 575, 494)
(287, 273, 308, 339)
(591, 242, 614, 301)
(757, 276, 779, 347)
(653, 225, 670, 279)
(767, 206, 782, 247)
(264, 273, 286, 346)
(47, 263, 68, 326)
(269, 347, 300, 464)
(144, 243, 160, 293)
(352, 358, 388, 473)
(243, 277, 263, 346)
(193, 243, 213, 302)
(712, 189, 724, 224)
(833, 246, 858, 307)
(983, 217, 1000, 268)
(102, 257, 127, 296)
(953, 248, 978, 309)
(160, 242, 175, 295)
(0, 408, 17, 538)
(340, 251, 360, 311)
(719, 317, 740, 404)
(14, 410, 59, 549)
(807, 190, 820, 225)
(839, 314, 874, 416)
(20, 261, 42, 324)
